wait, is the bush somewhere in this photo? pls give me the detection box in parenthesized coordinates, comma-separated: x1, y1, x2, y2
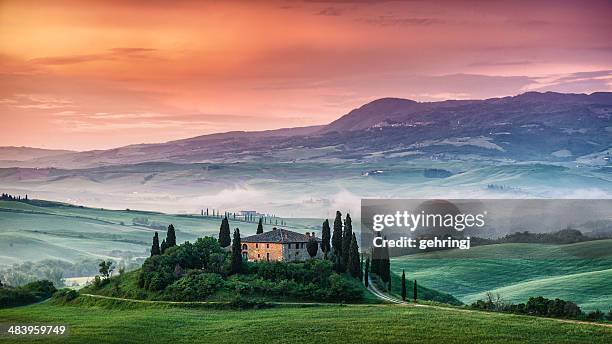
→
(51, 289, 79, 303)
(228, 295, 271, 309)
(138, 237, 227, 292)
(164, 272, 225, 301)
(470, 295, 585, 320)
(586, 310, 605, 321)
(0, 280, 56, 308)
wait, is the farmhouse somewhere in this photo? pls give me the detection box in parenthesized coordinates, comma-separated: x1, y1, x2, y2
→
(241, 228, 322, 262)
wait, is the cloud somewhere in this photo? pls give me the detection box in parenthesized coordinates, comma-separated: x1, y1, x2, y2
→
(468, 60, 533, 67)
(357, 15, 443, 26)
(6, 94, 75, 109)
(29, 48, 157, 65)
(316, 7, 343, 16)
(29, 54, 108, 65)
(526, 70, 612, 93)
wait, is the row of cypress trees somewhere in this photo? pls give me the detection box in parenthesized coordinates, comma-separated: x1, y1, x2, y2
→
(319, 211, 361, 279)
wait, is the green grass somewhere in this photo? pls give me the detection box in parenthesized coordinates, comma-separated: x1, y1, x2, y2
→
(391, 240, 612, 311)
(0, 300, 611, 343)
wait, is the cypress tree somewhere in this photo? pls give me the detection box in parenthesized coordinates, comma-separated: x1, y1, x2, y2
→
(256, 218, 264, 234)
(150, 232, 160, 256)
(230, 228, 243, 274)
(364, 258, 370, 288)
(348, 233, 360, 278)
(413, 279, 418, 302)
(401, 270, 406, 301)
(160, 239, 167, 254)
(306, 237, 318, 258)
(218, 217, 231, 248)
(331, 211, 343, 258)
(166, 224, 176, 247)
(321, 219, 331, 259)
(342, 213, 353, 266)
(359, 255, 364, 282)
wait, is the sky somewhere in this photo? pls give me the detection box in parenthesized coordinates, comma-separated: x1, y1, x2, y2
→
(1, 0, 611, 151)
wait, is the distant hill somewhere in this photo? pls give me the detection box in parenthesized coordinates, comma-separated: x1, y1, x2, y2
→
(2, 91, 611, 168)
(0, 147, 74, 165)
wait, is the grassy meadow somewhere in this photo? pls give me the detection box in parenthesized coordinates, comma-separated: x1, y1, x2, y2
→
(391, 240, 612, 311)
(0, 298, 611, 344)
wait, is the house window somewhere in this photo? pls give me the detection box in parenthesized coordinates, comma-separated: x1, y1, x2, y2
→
(242, 244, 248, 250)
(256, 243, 259, 248)
(266, 244, 269, 248)
(266, 253, 270, 261)
(257, 254, 260, 258)
(288, 243, 292, 249)
(295, 252, 299, 256)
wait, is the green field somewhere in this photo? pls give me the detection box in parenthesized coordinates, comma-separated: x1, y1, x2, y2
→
(0, 200, 323, 266)
(0, 298, 610, 343)
(391, 240, 612, 311)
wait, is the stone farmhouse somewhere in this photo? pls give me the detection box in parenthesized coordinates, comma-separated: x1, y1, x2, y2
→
(241, 228, 322, 262)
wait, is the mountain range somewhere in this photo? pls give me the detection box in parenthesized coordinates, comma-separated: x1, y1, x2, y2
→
(1, 91, 611, 169)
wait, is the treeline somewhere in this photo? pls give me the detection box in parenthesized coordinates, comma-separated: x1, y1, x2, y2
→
(471, 292, 612, 322)
(198, 208, 286, 226)
(473, 228, 598, 246)
(0, 280, 56, 308)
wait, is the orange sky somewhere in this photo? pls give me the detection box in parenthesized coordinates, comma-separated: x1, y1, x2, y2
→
(1, 0, 611, 150)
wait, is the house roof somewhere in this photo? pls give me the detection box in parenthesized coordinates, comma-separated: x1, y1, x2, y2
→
(242, 228, 321, 243)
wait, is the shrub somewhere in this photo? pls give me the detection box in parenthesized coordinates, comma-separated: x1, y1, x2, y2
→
(586, 310, 605, 321)
(0, 280, 56, 308)
(164, 272, 225, 301)
(51, 289, 79, 303)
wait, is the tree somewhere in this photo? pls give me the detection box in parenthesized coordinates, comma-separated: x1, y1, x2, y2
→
(306, 237, 318, 258)
(321, 219, 331, 258)
(151, 232, 161, 256)
(364, 258, 370, 288)
(342, 213, 353, 266)
(160, 239, 168, 254)
(359, 255, 364, 282)
(256, 218, 264, 234)
(99, 260, 114, 279)
(348, 233, 360, 278)
(331, 211, 343, 257)
(413, 279, 418, 302)
(166, 224, 177, 247)
(401, 270, 406, 301)
(218, 217, 231, 248)
(230, 228, 243, 274)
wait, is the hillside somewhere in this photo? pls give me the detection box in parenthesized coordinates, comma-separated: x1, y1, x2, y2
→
(391, 241, 612, 311)
(0, 300, 610, 343)
(0, 199, 323, 266)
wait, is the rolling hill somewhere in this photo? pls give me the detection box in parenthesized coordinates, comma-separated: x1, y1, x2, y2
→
(391, 240, 612, 311)
(0, 199, 323, 267)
